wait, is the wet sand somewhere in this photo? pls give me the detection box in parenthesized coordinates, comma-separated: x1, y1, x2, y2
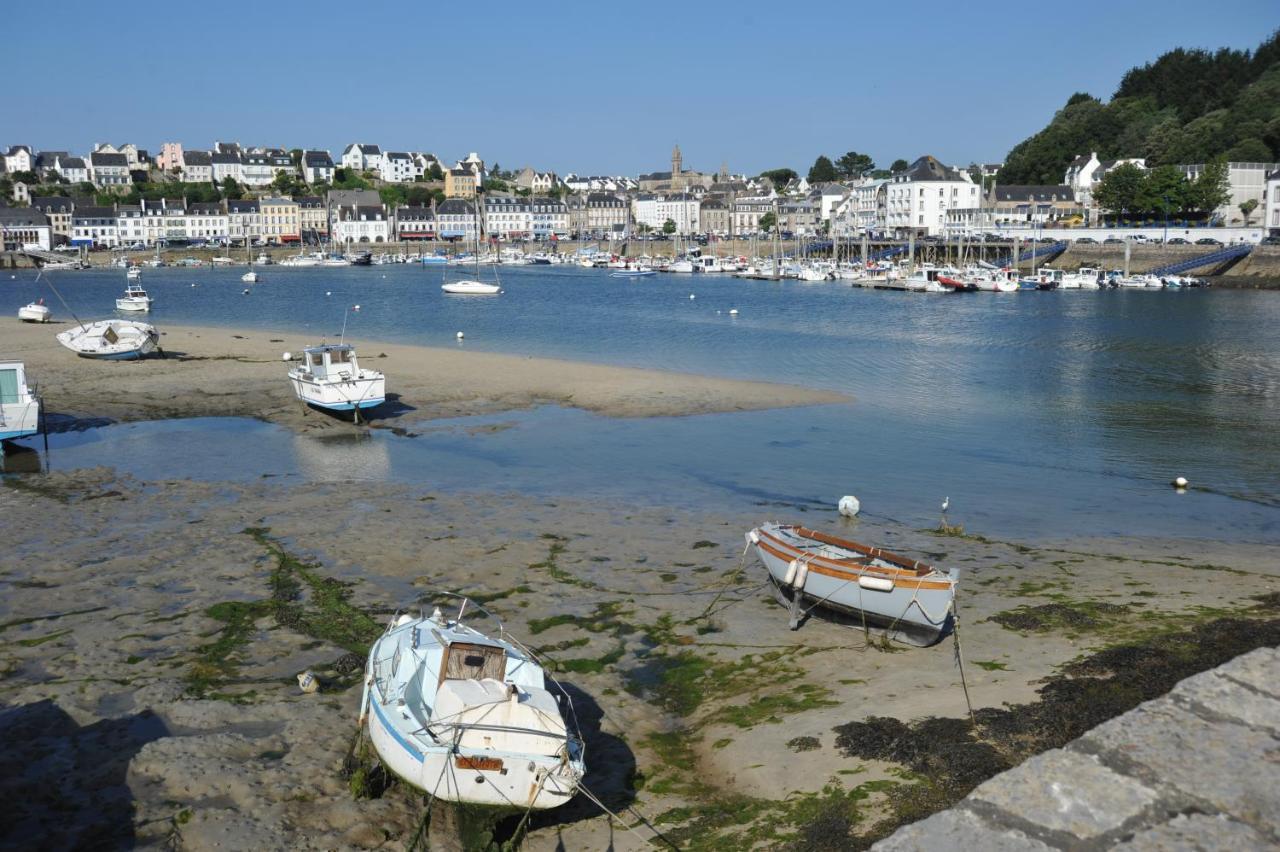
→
(1, 468, 1276, 849)
(5, 321, 848, 431)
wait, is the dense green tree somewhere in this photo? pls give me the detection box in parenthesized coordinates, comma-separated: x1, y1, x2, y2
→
(221, 177, 244, 200)
(270, 170, 308, 197)
(1138, 165, 1190, 213)
(807, 155, 838, 183)
(289, 148, 304, 167)
(1187, 160, 1231, 213)
(428, 163, 445, 181)
(1093, 163, 1146, 214)
(835, 151, 875, 178)
(1239, 198, 1259, 225)
(662, 218, 676, 235)
(378, 185, 407, 207)
(889, 159, 910, 173)
(758, 212, 776, 233)
(759, 168, 797, 187)
(1223, 137, 1272, 162)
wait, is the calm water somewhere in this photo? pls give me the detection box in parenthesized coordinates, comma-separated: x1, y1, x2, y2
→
(6, 264, 1280, 543)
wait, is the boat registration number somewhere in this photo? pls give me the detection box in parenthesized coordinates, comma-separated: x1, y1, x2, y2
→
(456, 756, 505, 772)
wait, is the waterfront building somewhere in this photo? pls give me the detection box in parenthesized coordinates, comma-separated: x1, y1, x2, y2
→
(699, 197, 731, 237)
(445, 168, 478, 199)
(885, 155, 980, 237)
(303, 150, 335, 184)
(227, 198, 261, 244)
(56, 156, 89, 184)
(333, 204, 390, 244)
(436, 198, 479, 241)
(811, 182, 851, 224)
(380, 152, 415, 183)
(326, 189, 382, 209)
(260, 197, 301, 245)
(0, 207, 52, 251)
(89, 151, 132, 188)
(187, 202, 228, 243)
(341, 143, 384, 174)
(529, 196, 569, 239)
(116, 204, 144, 245)
(182, 151, 213, 184)
(71, 206, 119, 247)
(1177, 161, 1280, 227)
(987, 185, 1084, 228)
(296, 196, 329, 243)
(483, 196, 532, 240)
(211, 151, 242, 184)
(778, 198, 820, 236)
(160, 198, 189, 243)
(732, 195, 776, 235)
(3, 145, 33, 174)
(1265, 170, 1280, 236)
(395, 206, 435, 241)
(584, 193, 628, 239)
(633, 194, 699, 235)
(30, 196, 74, 244)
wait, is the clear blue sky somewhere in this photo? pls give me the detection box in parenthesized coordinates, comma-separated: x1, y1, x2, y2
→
(4, 1, 1276, 176)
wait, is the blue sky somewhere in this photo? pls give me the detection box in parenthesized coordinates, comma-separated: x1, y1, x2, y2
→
(4, 1, 1276, 176)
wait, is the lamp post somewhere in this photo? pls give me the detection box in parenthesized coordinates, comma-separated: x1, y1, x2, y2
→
(1162, 195, 1170, 245)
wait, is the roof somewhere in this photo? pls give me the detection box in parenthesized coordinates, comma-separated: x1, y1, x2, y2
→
(90, 152, 128, 166)
(437, 199, 476, 215)
(296, 196, 325, 208)
(188, 202, 222, 214)
(385, 152, 411, 160)
(992, 185, 1075, 202)
(355, 205, 384, 218)
(227, 199, 260, 213)
(304, 150, 333, 166)
(61, 156, 86, 169)
(183, 151, 212, 166)
(396, 206, 434, 219)
(211, 152, 241, 164)
(34, 151, 68, 168)
(31, 196, 74, 213)
(73, 206, 116, 218)
(5, 145, 31, 156)
(0, 208, 48, 226)
(898, 155, 968, 183)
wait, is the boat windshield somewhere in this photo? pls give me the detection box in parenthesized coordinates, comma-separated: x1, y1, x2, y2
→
(331, 349, 352, 364)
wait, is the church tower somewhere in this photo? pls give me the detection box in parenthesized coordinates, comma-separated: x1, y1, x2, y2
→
(671, 144, 682, 183)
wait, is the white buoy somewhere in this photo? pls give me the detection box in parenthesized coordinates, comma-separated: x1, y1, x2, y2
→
(1173, 476, 1188, 489)
(838, 495, 861, 517)
(326, 291, 331, 296)
(456, 331, 464, 340)
(297, 670, 319, 694)
(190, 282, 197, 287)
(282, 352, 292, 361)
(689, 294, 695, 299)
(353, 304, 360, 311)
(729, 308, 739, 315)
(242, 288, 250, 295)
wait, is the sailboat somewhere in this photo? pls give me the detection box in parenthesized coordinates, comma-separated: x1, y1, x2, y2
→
(442, 207, 503, 295)
(242, 237, 259, 283)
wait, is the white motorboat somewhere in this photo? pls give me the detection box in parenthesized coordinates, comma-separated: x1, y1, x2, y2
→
(610, 269, 656, 278)
(286, 343, 385, 413)
(442, 280, 503, 295)
(360, 594, 585, 809)
(18, 299, 52, 323)
(0, 360, 41, 450)
(1061, 267, 1101, 289)
(116, 284, 153, 312)
(746, 523, 957, 646)
(56, 319, 159, 359)
(279, 253, 322, 267)
(241, 270, 259, 283)
(666, 259, 696, 273)
(126, 266, 142, 281)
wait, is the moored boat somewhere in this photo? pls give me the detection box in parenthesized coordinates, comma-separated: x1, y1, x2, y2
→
(116, 284, 153, 312)
(442, 280, 503, 295)
(746, 523, 957, 646)
(359, 594, 585, 809)
(0, 360, 41, 449)
(18, 299, 51, 323)
(56, 319, 159, 359)
(285, 343, 385, 413)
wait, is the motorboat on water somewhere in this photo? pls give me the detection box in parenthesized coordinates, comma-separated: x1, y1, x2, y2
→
(241, 270, 259, 283)
(126, 266, 142, 281)
(442, 280, 503, 295)
(286, 343, 385, 413)
(746, 523, 957, 646)
(0, 360, 41, 450)
(18, 299, 52, 323)
(360, 594, 585, 809)
(610, 269, 656, 278)
(1060, 267, 1101, 289)
(116, 284, 153, 312)
(56, 319, 159, 359)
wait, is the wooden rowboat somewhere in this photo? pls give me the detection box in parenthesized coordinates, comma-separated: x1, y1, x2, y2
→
(746, 523, 957, 646)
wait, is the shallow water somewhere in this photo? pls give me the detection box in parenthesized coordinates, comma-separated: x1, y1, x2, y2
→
(7, 264, 1280, 543)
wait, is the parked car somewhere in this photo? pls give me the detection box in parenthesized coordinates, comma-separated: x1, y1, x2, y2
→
(1195, 238, 1223, 246)
(1075, 237, 1098, 244)
(1168, 238, 1190, 245)
(1103, 237, 1124, 245)
(1260, 235, 1280, 245)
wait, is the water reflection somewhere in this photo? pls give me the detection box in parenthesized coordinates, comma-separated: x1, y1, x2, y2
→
(291, 431, 391, 482)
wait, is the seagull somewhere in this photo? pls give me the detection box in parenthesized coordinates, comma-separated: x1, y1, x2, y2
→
(942, 496, 950, 513)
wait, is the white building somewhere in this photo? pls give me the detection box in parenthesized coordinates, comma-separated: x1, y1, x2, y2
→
(0, 207, 51, 251)
(55, 156, 89, 184)
(3, 145, 33, 174)
(240, 151, 276, 187)
(732, 195, 777, 235)
(71, 206, 119, 247)
(633, 194, 699, 235)
(187, 202, 228, 243)
(182, 151, 213, 184)
(1178, 161, 1280, 227)
(811, 182, 850, 223)
(529, 196, 569, 239)
(483, 197, 531, 239)
(227, 199, 261, 244)
(333, 205, 391, 244)
(395, 206, 435, 241)
(1264, 170, 1280, 235)
(885, 155, 980, 237)
(211, 152, 242, 184)
(341, 143, 383, 174)
(303, 150, 335, 184)
(411, 152, 441, 179)
(89, 151, 132, 188)
(380, 152, 415, 183)
(436, 199, 479, 241)
(1064, 152, 1146, 207)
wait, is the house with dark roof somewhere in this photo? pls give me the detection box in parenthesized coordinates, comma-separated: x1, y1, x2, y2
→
(333, 203, 390, 244)
(296, 196, 329, 242)
(303, 150, 334, 184)
(436, 198, 478, 240)
(227, 199, 261, 244)
(341, 143, 383, 173)
(885, 155, 980, 237)
(395, 206, 436, 240)
(182, 150, 213, 183)
(211, 152, 242, 183)
(71, 205, 119, 247)
(0, 206, 52, 250)
(56, 156, 88, 184)
(4, 145, 33, 174)
(30, 196, 75, 242)
(89, 152, 131, 188)
(380, 152, 414, 183)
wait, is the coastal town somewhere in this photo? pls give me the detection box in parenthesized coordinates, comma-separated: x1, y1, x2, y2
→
(1, 141, 1277, 258)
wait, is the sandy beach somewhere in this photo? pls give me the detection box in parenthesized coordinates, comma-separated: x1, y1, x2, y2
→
(2, 317, 1279, 850)
(4, 320, 848, 431)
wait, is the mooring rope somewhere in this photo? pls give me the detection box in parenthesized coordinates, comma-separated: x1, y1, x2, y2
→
(951, 599, 977, 727)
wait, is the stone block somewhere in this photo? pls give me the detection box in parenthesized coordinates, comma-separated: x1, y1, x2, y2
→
(1215, 648, 1280, 699)
(969, 749, 1157, 838)
(873, 808, 1052, 851)
(1171, 668, 1280, 733)
(1113, 812, 1272, 851)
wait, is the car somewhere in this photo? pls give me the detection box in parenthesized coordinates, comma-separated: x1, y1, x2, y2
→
(1195, 238, 1223, 246)
(1103, 237, 1124, 245)
(1075, 237, 1098, 244)
(1168, 238, 1190, 245)
(1260, 235, 1280, 245)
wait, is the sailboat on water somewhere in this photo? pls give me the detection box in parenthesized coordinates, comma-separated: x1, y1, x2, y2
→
(442, 203, 503, 295)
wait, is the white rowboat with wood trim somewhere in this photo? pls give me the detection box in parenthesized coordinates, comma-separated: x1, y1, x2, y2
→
(746, 523, 957, 646)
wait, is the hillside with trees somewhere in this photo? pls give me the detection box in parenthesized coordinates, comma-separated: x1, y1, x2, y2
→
(999, 30, 1280, 185)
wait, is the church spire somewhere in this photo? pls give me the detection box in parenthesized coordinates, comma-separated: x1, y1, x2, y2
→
(671, 144, 682, 178)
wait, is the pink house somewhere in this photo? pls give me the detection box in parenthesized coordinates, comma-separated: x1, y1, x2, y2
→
(157, 142, 184, 173)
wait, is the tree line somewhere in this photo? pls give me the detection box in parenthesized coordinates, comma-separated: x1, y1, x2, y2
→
(1093, 161, 1230, 219)
(759, 153, 911, 188)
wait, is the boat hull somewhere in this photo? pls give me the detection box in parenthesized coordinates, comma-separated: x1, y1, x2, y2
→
(442, 282, 502, 295)
(56, 321, 159, 360)
(18, 306, 50, 323)
(747, 525, 955, 646)
(289, 373, 385, 411)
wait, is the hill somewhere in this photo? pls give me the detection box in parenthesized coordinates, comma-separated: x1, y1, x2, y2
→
(999, 31, 1280, 185)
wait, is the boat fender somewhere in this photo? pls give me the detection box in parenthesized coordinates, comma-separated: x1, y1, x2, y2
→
(793, 562, 809, 590)
(297, 670, 320, 694)
(838, 495, 860, 517)
(858, 575, 895, 593)
(784, 559, 799, 586)
(748, 529, 760, 545)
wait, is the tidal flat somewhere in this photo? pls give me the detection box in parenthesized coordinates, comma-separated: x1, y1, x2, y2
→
(1, 469, 1276, 849)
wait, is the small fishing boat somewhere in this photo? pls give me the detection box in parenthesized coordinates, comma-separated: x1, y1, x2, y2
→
(285, 343, 385, 413)
(116, 284, 153, 312)
(241, 270, 259, 283)
(18, 299, 51, 323)
(610, 269, 656, 278)
(360, 594, 585, 809)
(0, 360, 41, 450)
(126, 266, 142, 281)
(746, 523, 957, 646)
(56, 319, 159, 359)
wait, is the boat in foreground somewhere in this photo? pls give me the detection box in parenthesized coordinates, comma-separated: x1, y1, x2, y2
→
(56, 319, 159, 360)
(18, 299, 51, 323)
(0, 360, 40, 450)
(116, 284, 153, 312)
(286, 343, 385, 412)
(442, 280, 503, 295)
(360, 595, 585, 809)
(746, 522, 957, 646)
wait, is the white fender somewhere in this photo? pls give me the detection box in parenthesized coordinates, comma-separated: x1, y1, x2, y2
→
(748, 529, 760, 545)
(793, 562, 809, 589)
(858, 575, 895, 592)
(783, 559, 799, 586)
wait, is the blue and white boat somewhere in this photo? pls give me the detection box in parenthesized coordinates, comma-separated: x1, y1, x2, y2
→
(286, 343, 385, 412)
(56, 319, 159, 360)
(359, 595, 585, 809)
(0, 361, 40, 450)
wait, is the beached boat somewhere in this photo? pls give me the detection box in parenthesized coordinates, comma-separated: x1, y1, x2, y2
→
(116, 284, 153, 312)
(359, 594, 585, 809)
(18, 299, 51, 323)
(56, 319, 159, 360)
(0, 360, 41, 450)
(746, 523, 957, 646)
(286, 343, 385, 413)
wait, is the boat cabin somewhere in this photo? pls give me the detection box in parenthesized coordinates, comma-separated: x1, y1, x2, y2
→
(0, 361, 33, 406)
(298, 344, 361, 381)
(438, 640, 507, 686)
